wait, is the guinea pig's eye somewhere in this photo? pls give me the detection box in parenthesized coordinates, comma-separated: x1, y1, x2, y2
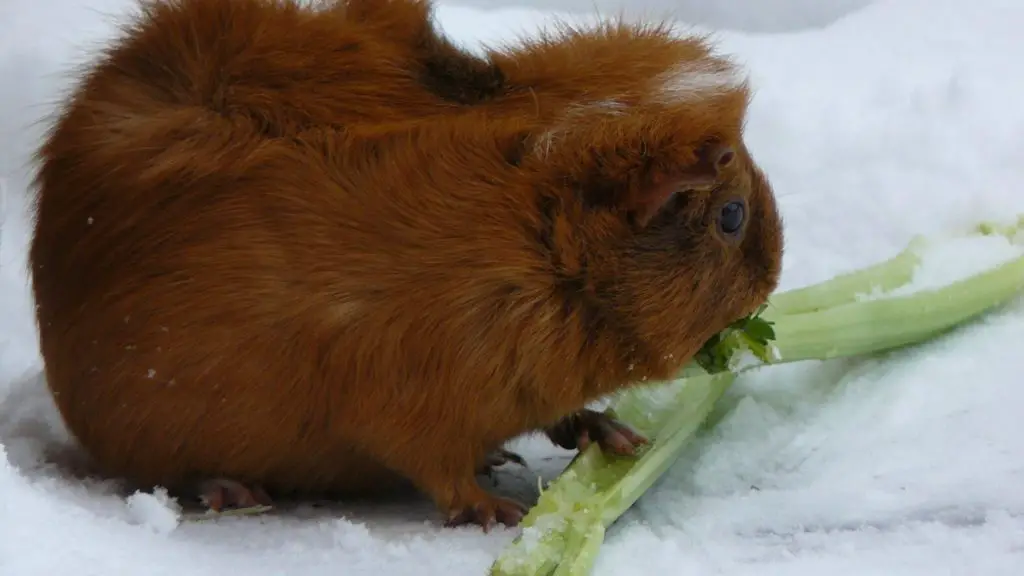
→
(717, 199, 746, 237)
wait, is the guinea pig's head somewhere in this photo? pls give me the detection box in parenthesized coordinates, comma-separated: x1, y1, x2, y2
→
(518, 81, 783, 379)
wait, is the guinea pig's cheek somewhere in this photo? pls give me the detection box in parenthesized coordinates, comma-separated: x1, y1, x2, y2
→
(743, 214, 783, 290)
(740, 256, 779, 310)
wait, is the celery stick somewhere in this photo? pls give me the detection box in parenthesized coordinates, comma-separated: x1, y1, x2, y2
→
(490, 220, 1024, 576)
(765, 237, 926, 317)
(491, 372, 735, 576)
(546, 508, 613, 575)
(766, 216, 1024, 318)
(551, 512, 603, 576)
(567, 372, 736, 576)
(770, 253, 1024, 363)
(976, 214, 1024, 238)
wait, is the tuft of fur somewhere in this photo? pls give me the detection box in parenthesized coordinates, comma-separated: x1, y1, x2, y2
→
(29, 0, 783, 524)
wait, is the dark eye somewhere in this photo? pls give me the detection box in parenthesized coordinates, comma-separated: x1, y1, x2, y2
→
(718, 199, 746, 236)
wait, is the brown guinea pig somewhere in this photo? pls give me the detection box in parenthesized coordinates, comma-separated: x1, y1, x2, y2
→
(29, 0, 783, 529)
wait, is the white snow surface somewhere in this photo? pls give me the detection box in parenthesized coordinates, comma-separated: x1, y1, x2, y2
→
(3, 0, 1024, 574)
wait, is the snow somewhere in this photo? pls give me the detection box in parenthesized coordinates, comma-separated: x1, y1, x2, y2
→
(2, 0, 1024, 574)
(124, 489, 182, 535)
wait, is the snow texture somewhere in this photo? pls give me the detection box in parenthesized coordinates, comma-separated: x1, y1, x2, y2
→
(2, 0, 1024, 574)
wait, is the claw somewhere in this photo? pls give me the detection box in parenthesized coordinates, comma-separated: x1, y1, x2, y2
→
(477, 448, 528, 477)
(197, 478, 274, 512)
(444, 495, 527, 532)
(546, 409, 649, 456)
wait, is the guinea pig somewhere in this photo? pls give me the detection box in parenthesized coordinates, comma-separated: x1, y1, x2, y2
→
(29, 0, 783, 530)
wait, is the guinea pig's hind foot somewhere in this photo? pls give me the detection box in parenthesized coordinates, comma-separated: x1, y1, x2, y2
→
(545, 409, 649, 456)
(198, 478, 274, 513)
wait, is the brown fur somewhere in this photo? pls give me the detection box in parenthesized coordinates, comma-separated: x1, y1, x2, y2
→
(29, 0, 783, 526)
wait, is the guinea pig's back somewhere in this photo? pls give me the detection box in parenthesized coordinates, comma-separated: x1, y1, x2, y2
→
(31, 0, 504, 359)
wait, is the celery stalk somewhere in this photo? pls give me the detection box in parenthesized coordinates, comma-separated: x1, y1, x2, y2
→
(771, 254, 1024, 363)
(490, 218, 1024, 576)
(564, 372, 736, 576)
(491, 372, 735, 576)
(766, 215, 1024, 317)
(765, 237, 926, 316)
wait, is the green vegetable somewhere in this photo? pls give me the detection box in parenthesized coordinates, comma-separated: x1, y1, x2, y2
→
(490, 217, 1024, 576)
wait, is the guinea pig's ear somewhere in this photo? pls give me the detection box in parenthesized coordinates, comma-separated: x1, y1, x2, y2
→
(629, 141, 735, 227)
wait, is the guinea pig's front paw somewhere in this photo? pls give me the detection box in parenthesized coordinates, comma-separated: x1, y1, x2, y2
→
(545, 409, 649, 456)
(444, 491, 527, 531)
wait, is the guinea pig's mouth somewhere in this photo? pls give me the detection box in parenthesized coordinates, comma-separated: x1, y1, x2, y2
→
(739, 274, 780, 320)
(737, 299, 769, 322)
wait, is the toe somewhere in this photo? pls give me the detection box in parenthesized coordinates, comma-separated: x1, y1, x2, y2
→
(494, 498, 527, 527)
(593, 413, 648, 455)
(548, 409, 649, 456)
(444, 495, 527, 530)
(198, 478, 274, 512)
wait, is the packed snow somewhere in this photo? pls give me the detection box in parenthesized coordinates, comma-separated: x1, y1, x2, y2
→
(2, 0, 1024, 574)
